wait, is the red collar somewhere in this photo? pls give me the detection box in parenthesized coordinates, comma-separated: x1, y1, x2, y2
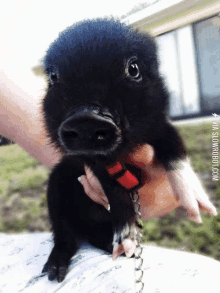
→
(106, 161, 139, 190)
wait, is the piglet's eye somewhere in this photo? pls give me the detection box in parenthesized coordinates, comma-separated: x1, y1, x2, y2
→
(125, 57, 142, 82)
(128, 62, 139, 78)
(49, 70, 58, 84)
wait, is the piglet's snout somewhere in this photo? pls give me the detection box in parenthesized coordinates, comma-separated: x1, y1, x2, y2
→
(58, 107, 119, 154)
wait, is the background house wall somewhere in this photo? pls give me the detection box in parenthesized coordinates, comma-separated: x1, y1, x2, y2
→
(124, 0, 220, 120)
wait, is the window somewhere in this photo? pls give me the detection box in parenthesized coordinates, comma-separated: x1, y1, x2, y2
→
(156, 32, 183, 117)
(194, 16, 220, 112)
(156, 25, 200, 117)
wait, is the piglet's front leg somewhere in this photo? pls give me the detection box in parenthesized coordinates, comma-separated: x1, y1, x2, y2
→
(167, 158, 217, 223)
(92, 167, 138, 259)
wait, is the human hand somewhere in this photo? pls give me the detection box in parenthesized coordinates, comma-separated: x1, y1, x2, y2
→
(125, 144, 217, 223)
(79, 144, 217, 222)
(79, 165, 109, 210)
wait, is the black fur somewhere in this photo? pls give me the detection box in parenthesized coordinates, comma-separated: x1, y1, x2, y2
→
(42, 18, 186, 282)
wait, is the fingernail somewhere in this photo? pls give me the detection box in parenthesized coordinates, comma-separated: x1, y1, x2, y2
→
(77, 177, 81, 183)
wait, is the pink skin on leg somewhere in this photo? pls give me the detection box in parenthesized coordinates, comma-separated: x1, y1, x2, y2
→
(167, 159, 217, 223)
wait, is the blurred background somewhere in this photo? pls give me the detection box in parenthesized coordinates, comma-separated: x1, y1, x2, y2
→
(0, 0, 219, 260)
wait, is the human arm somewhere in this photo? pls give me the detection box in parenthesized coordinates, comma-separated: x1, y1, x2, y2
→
(0, 71, 60, 168)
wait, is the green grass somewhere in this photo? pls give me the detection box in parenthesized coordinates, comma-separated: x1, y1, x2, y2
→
(177, 123, 215, 173)
(0, 123, 219, 259)
(0, 144, 50, 232)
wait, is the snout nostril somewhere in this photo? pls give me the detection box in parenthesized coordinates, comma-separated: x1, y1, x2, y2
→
(96, 131, 106, 140)
(63, 130, 79, 139)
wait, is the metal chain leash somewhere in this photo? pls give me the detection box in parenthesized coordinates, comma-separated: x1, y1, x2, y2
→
(105, 161, 144, 291)
(131, 190, 144, 293)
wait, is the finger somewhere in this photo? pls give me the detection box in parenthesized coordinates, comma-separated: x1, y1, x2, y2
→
(79, 175, 93, 197)
(84, 165, 96, 182)
(99, 200, 110, 210)
(84, 165, 108, 195)
(84, 165, 106, 192)
(80, 175, 109, 209)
